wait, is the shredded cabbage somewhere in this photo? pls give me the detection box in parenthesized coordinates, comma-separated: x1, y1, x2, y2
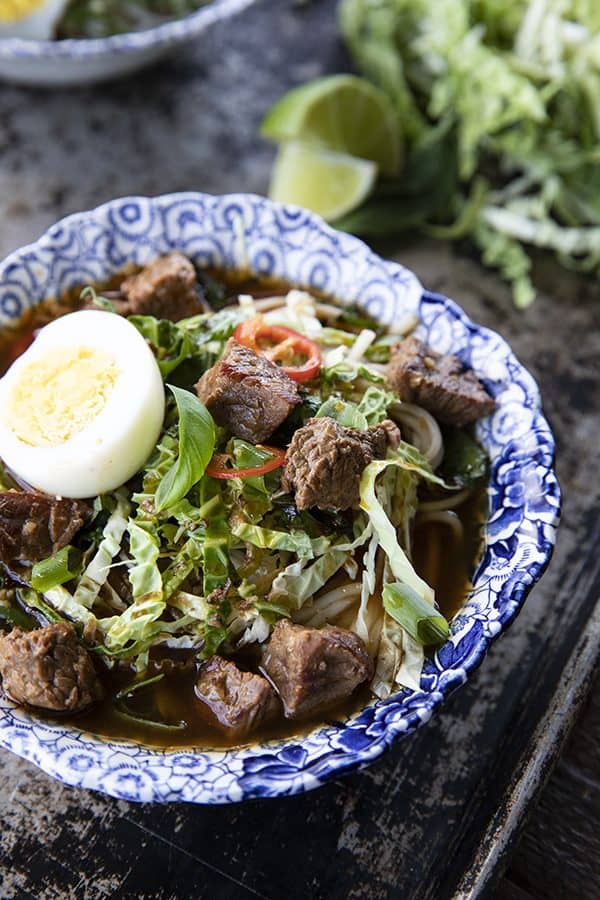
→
(11, 284, 463, 703)
(357, 386, 397, 424)
(360, 458, 435, 604)
(231, 521, 330, 560)
(263, 289, 323, 337)
(270, 522, 372, 610)
(316, 396, 368, 430)
(103, 521, 165, 649)
(73, 490, 130, 609)
(372, 612, 425, 697)
(336, 0, 600, 304)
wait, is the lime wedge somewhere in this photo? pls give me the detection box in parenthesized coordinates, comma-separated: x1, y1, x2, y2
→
(268, 141, 377, 221)
(262, 74, 402, 177)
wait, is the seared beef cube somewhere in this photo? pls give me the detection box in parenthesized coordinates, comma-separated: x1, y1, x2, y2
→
(262, 619, 373, 720)
(195, 339, 300, 442)
(120, 253, 201, 321)
(281, 416, 400, 511)
(0, 492, 90, 567)
(387, 336, 495, 426)
(195, 656, 280, 740)
(0, 623, 103, 712)
(366, 418, 402, 455)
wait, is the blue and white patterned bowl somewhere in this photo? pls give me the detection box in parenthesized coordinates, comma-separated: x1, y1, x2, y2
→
(0, 192, 560, 803)
(0, 0, 256, 87)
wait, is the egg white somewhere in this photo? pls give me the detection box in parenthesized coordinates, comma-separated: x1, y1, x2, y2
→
(0, 310, 166, 498)
(0, 0, 70, 41)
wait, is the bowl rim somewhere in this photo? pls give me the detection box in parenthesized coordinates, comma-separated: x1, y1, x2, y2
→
(0, 0, 257, 59)
(0, 191, 561, 803)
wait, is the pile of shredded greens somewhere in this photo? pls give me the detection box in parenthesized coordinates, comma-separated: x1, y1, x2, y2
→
(334, 0, 600, 306)
(11, 290, 455, 701)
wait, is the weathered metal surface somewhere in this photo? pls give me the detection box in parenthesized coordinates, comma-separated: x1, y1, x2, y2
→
(0, 1, 598, 897)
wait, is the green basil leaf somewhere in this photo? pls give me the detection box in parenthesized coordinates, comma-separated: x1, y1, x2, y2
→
(440, 428, 489, 487)
(155, 386, 216, 512)
(0, 603, 37, 631)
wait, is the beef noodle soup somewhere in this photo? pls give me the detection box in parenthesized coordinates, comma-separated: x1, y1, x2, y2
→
(0, 256, 492, 748)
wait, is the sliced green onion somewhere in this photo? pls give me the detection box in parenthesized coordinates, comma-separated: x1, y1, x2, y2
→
(0, 603, 36, 630)
(18, 588, 65, 625)
(80, 286, 117, 313)
(31, 546, 83, 593)
(116, 673, 165, 701)
(382, 582, 450, 647)
(113, 702, 187, 732)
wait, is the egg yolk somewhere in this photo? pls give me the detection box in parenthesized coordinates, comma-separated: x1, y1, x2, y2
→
(6, 346, 120, 447)
(0, 0, 45, 22)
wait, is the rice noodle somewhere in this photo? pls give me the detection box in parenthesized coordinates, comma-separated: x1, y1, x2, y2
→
(252, 295, 287, 312)
(389, 401, 444, 469)
(293, 583, 362, 627)
(416, 510, 465, 543)
(252, 294, 405, 329)
(419, 488, 472, 512)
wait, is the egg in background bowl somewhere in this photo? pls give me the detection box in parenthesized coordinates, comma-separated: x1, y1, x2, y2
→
(0, 310, 165, 498)
(0, 0, 69, 40)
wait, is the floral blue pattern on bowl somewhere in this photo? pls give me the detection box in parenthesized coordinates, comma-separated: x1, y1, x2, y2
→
(0, 192, 560, 803)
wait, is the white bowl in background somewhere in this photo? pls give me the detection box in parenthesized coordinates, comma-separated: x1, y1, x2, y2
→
(0, 0, 256, 87)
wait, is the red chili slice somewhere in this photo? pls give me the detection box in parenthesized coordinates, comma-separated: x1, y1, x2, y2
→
(206, 445, 286, 480)
(233, 317, 321, 382)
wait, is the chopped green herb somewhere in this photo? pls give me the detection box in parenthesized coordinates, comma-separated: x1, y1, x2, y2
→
(440, 428, 489, 488)
(31, 546, 83, 593)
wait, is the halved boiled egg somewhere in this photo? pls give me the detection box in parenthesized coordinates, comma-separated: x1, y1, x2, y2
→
(0, 0, 69, 41)
(0, 310, 165, 498)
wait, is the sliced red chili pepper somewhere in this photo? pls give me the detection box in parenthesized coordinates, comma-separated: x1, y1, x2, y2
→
(233, 316, 321, 382)
(206, 445, 286, 480)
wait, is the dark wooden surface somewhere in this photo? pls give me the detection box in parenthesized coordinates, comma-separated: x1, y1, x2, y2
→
(0, 1, 599, 897)
(500, 671, 600, 900)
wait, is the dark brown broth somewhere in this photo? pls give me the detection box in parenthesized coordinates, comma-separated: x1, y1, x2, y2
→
(1, 268, 487, 749)
(67, 667, 373, 750)
(412, 489, 487, 621)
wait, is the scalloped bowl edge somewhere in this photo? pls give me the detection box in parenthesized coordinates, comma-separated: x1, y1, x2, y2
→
(0, 192, 561, 803)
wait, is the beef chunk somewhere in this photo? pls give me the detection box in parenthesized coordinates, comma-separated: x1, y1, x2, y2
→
(387, 336, 495, 426)
(120, 253, 201, 321)
(195, 656, 280, 740)
(195, 339, 300, 442)
(0, 492, 90, 567)
(281, 416, 400, 511)
(262, 619, 373, 720)
(0, 623, 103, 712)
